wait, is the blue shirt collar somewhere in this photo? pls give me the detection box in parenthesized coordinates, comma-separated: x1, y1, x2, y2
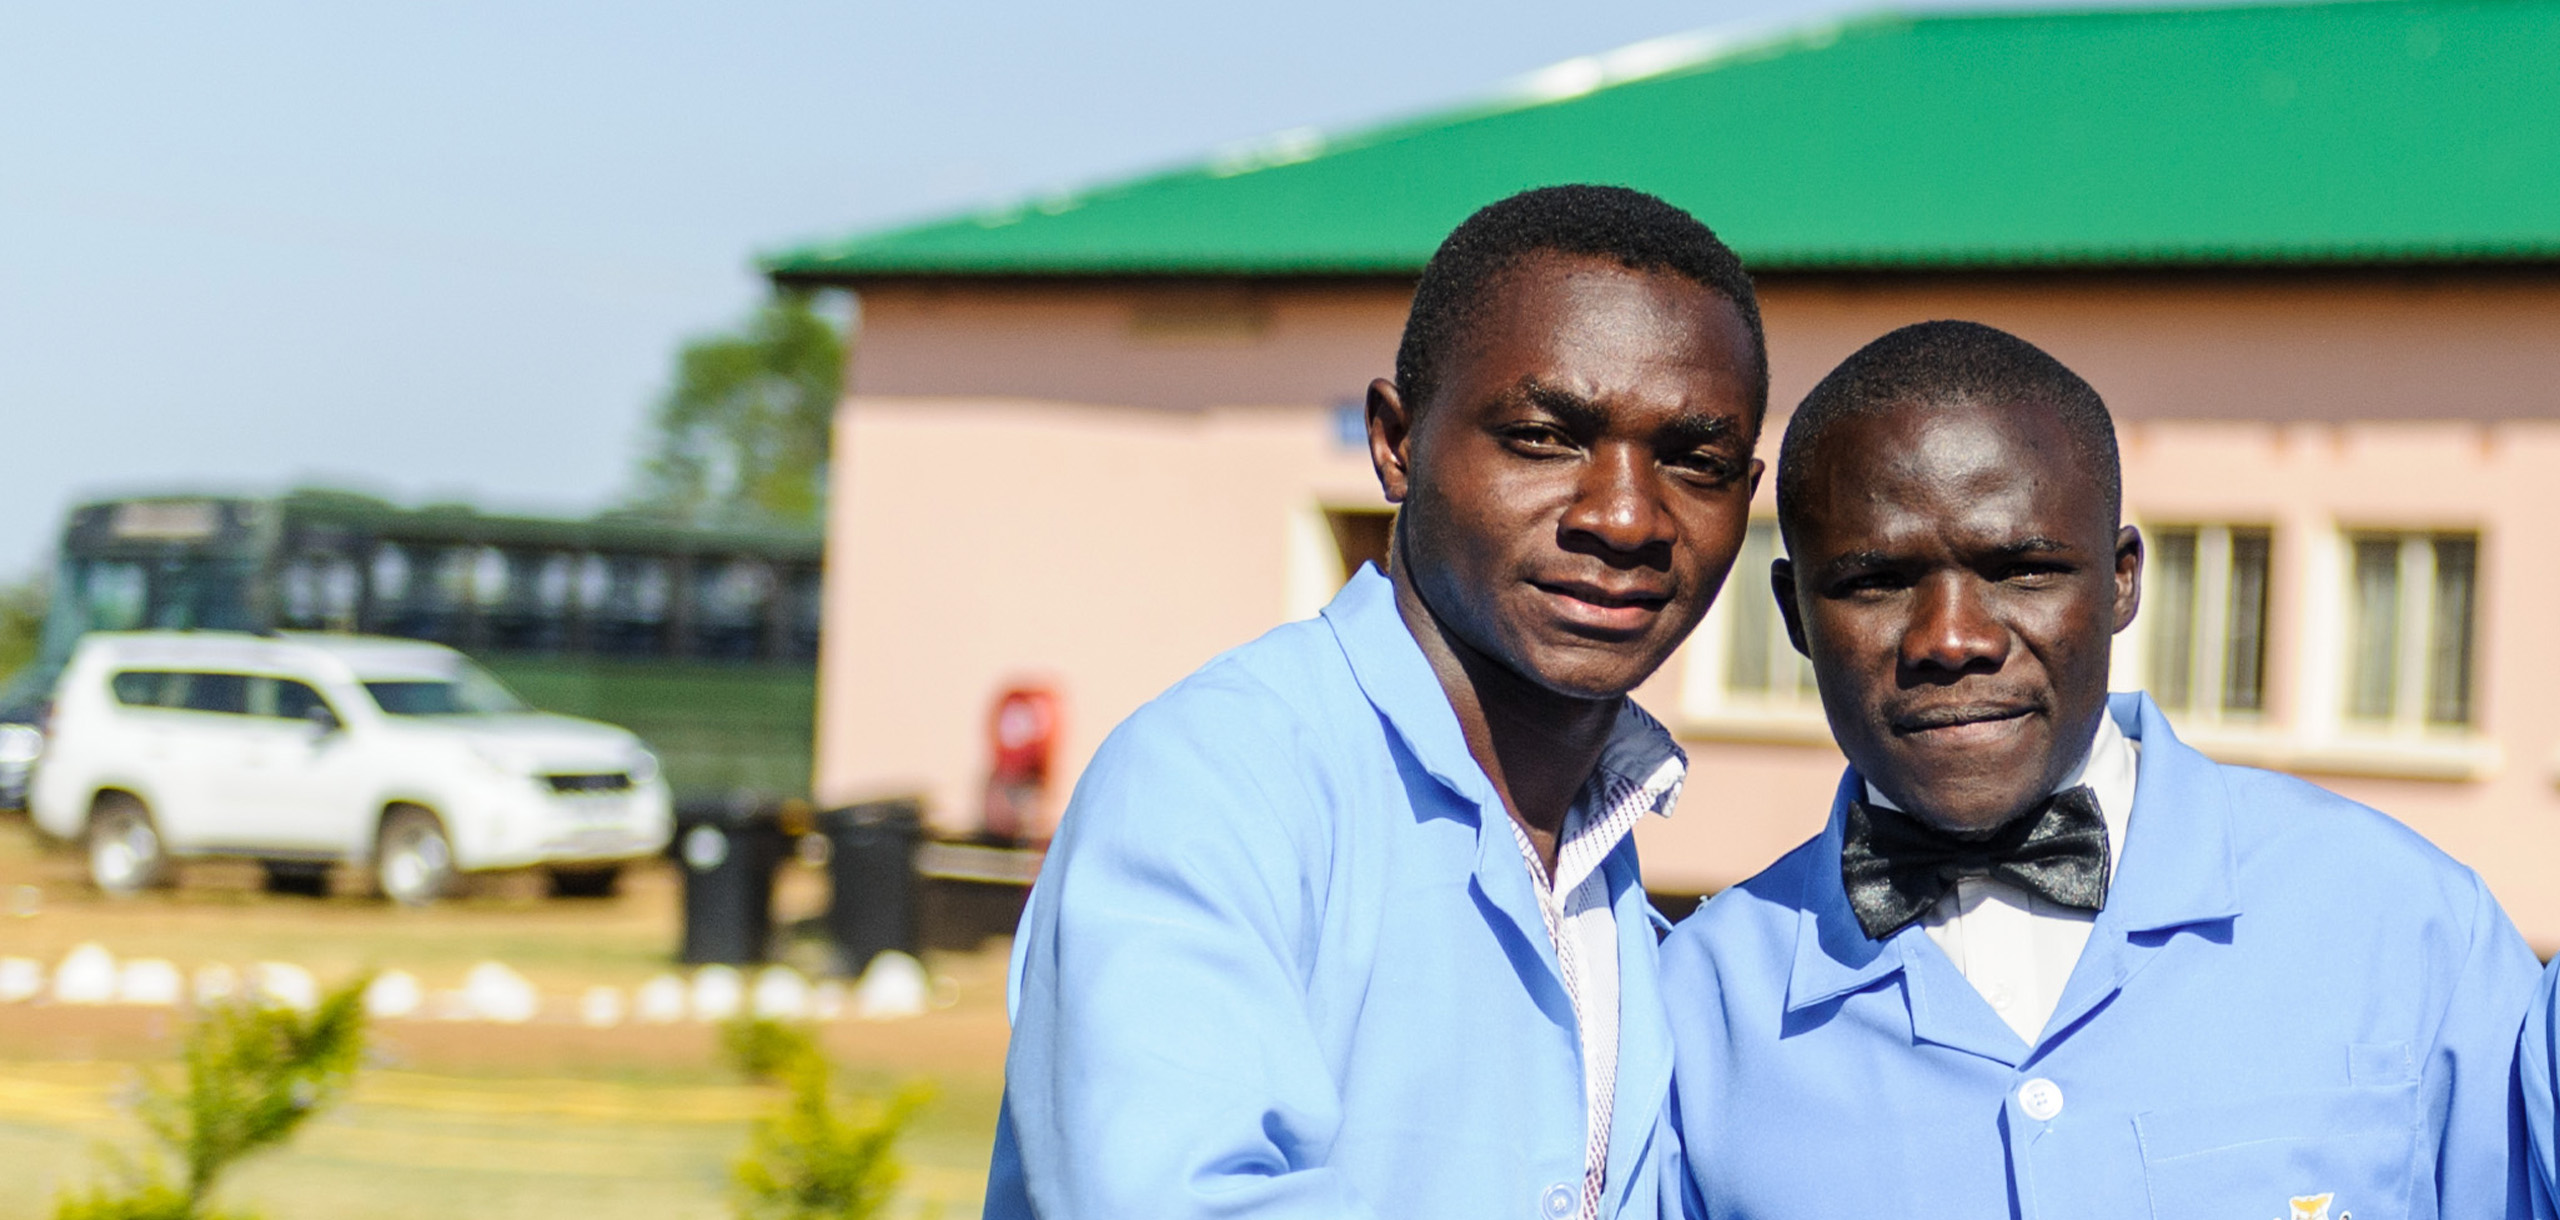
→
(1786, 692, 2241, 1013)
(1320, 563, 1685, 821)
(1322, 564, 1504, 812)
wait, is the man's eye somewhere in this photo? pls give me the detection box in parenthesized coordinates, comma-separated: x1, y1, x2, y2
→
(1501, 425, 1574, 452)
(1668, 452, 1741, 484)
(2002, 563, 2071, 584)
(1831, 572, 1908, 596)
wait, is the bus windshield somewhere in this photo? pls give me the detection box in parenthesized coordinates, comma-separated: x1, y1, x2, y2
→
(362, 662, 530, 717)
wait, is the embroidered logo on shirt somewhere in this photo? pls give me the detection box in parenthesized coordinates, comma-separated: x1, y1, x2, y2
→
(2279, 1194, 2340, 1220)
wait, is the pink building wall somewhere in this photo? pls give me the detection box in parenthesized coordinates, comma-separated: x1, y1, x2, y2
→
(818, 272, 2560, 945)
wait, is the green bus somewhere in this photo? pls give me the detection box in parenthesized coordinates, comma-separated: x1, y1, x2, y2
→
(5, 490, 822, 798)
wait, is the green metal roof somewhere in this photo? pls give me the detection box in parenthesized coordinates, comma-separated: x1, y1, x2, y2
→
(764, 0, 2560, 279)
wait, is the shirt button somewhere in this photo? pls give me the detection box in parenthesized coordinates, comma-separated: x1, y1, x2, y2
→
(2018, 1077, 2064, 1121)
(1541, 1182, 1576, 1218)
(1985, 984, 2014, 1012)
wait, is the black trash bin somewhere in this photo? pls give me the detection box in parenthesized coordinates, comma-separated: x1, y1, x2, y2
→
(673, 794, 790, 965)
(819, 798, 923, 976)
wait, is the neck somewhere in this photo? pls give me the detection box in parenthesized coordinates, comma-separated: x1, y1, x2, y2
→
(1390, 563, 1621, 876)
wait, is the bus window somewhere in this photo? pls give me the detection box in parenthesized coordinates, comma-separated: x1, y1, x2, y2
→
(372, 544, 411, 606)
(73, 561, 147, 632)
(146, 559, 255, 632)
(280, 554, 360, 631)
(692, 559, 772, 659)
(470, 548, 508, 608)
(785, 566, 823, 662)
(485, 548, 569, 654)
(594, 555, 671, 657)
(535, 554, 574, 614)
(575, 554, 610, 613)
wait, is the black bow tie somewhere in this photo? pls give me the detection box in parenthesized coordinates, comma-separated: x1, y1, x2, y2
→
(1839, 786, 2111, 941)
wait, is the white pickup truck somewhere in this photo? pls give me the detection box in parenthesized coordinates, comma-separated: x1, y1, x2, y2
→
(29, 631, 672, 904)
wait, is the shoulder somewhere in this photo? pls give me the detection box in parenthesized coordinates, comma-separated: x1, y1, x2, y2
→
(2201, 762, 2498, 941)
(1660, 834, 1829, 987)
(1092, 617, 1370, 782)
(1062, 617, 1377, 857)
(2210, 761, 2486, 911)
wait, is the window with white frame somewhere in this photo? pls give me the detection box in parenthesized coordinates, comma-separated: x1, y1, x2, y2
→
(1721, 520, 1816, 706)
(2143, 525, 2273, 719)
(2343, 531, 2479, 729)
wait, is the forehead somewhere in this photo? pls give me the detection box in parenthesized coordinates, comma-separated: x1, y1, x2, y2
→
(1797, 399, 2105, 549)
(1440, 253, 1756, 403)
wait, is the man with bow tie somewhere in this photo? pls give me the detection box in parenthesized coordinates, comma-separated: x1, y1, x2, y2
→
(1659, 321, 2542, 1220)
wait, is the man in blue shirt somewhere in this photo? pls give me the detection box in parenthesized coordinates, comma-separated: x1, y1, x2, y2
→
(982, 185, 1769, 1220)
(1662, 321, 2541, 1220)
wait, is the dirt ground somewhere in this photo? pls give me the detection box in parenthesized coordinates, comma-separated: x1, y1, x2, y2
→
(0, 812, 1009, 1219)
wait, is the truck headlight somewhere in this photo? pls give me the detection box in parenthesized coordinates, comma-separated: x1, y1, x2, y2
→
(0, 725, 41, 766)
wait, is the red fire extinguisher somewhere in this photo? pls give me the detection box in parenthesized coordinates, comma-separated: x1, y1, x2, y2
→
(982, 684, 1060, 844)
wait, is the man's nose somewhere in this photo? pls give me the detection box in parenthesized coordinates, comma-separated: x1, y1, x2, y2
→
(1560, 445, 1673, 558)
(1901, 573, 2008, 675)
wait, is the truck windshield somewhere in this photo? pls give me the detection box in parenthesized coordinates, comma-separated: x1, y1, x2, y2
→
(362, 663, 529, 716)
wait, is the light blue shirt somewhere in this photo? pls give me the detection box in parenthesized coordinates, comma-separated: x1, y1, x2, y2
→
(2514, 954, 2560, 1208)
(983, 564, 1679, 1220)
(1662, 694, 2540, 1220)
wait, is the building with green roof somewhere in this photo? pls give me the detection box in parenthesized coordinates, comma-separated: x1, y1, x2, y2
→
(769, 0, 2560, 279)
(783, 0, 2560, 945)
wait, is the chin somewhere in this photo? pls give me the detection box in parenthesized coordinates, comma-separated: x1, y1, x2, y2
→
(1515, 653, 1658, 701)
(1899, 783, 2050, 834)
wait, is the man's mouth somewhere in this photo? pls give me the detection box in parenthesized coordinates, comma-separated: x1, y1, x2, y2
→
(1889, 702, 2040, 744)
(1534, 579, 1671, 633)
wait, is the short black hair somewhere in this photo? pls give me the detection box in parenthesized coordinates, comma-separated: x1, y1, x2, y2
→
(1776, 320, 2120, 546)
(1393, 184, 1767, 417)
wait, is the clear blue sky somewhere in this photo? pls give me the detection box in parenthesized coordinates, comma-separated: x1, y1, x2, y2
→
(0, 0, 2110, 577)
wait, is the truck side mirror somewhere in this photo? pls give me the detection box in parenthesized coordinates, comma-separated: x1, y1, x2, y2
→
(304, 704, 341, 737)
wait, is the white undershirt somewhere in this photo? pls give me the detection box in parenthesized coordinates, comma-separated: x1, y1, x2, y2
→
(1505, 702, 1684, 1220)
(1864, 714, 2138, 1044)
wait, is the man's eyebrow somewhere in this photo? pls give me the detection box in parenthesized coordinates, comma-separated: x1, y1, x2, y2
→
(1511, 379, 1745, 446)
(1517, 381, 1608, 434)
(1657, 411, 1743, 450)
(1813, 549, 1899, 581)
(1985, 536, 2080, 558)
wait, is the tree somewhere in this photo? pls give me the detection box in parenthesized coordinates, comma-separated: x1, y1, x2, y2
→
(629, 293, 847, 528)
(720, 1015, 923, 1220)
(56, 977, 370, 1220)
(0, 569, 48, 686)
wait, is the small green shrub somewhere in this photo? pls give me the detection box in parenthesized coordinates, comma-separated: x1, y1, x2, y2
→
(55, 978, 369, 1220)
(721, 1016, 927, 1220)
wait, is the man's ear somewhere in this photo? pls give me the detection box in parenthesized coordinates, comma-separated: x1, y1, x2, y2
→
(2111, 524, 2144, 634)
(1367, 378, 1415, 505)
(1772, 556, 1810, 658)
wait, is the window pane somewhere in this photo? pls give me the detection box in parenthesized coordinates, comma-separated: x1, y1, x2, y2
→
(2346, 538, 2401, 720)
(78, 561, 149, 631)
(2426, 535, 2478, 726)
(110, 671, 172, 707)
(2147, 529, 2198, 710)
(2221, 530, 2271, 713)
(270, 680, 332, 716)
(176, 672, 249, 715)
(1726, 522, 1780, 694)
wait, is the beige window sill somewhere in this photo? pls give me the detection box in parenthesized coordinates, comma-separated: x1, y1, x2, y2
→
(2178, 727, 2500, 783)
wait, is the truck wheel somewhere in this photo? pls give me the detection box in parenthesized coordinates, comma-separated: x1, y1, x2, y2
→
(88, 795, 170, 896)
(376, 808, 455, 907)
(546, 865, 622, 899)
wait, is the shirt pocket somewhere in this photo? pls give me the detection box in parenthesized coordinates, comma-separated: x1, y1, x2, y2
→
(2134, 1083, 2419, 1220)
